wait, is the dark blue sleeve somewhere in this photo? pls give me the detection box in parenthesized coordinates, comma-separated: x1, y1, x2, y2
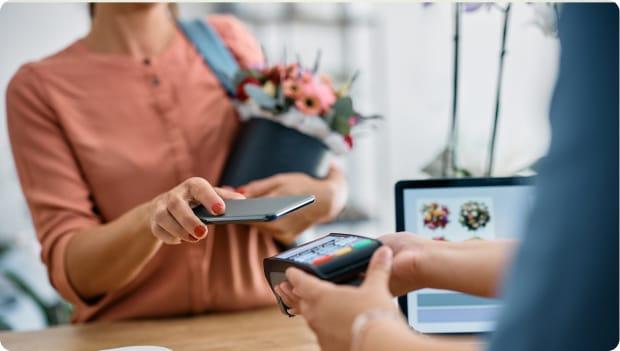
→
(488, 4, 619, 351)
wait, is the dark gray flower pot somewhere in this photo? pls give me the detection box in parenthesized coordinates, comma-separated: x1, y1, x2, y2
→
(219, 118, 330, 188)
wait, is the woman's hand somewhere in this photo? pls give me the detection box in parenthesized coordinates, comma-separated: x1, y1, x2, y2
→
(282, 247, 404, 351)
(239, 164, 347, 244)
(148, 177, 244, 244)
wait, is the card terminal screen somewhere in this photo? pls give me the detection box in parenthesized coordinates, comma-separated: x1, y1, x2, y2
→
(276, 235, 374, 266)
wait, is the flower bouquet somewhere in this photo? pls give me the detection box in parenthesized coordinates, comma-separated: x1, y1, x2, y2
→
(459, 201, 491, 231)
(421, 203, 450, 230)
(218, 54, 380, 187)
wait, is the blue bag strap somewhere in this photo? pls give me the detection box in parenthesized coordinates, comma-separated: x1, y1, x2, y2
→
(178, 19, 239, 96)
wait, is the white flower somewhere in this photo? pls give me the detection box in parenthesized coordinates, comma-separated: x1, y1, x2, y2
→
(233, 103, 350, 154)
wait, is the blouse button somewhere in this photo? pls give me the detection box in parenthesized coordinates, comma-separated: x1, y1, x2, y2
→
(143, 58, 151, 66)
(151, 76, 160, 86)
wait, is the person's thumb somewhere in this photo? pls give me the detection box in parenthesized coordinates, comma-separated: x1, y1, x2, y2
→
(362, 246, 393, 289)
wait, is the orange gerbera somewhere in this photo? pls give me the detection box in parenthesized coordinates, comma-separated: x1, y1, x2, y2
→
(295, 93, 322, 116)
(283, 79, 302, 98)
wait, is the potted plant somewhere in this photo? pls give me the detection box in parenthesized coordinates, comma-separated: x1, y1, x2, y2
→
(219, 53, 380, 187)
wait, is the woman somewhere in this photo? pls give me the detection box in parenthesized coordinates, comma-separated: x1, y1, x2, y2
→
(7, 3, 346, 322)
(277, 4, 618, 351)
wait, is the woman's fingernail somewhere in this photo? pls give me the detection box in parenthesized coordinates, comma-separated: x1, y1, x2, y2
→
(236, 187, 246, 194)
(212, 203, 224, 214)
(194, 225, 206, 237)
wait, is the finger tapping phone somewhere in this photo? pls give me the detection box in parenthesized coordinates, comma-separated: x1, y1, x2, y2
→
(263, 233, 383, 316)
(192, 195, 315, 224)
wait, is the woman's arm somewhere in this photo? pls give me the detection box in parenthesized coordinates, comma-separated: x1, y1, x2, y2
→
(66, 178, 243, 300)
(381, 233, 517, 297)
(65, 201, 158, 300)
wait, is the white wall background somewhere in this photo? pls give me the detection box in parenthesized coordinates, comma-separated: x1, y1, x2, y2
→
(0, 3, 559, 243)
(375, 3, 558, 231)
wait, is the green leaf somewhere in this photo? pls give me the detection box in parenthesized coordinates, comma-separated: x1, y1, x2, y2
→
(331, 114, 351, 135)
(276, 78, 285, 107)
(454, 168, 473, 178)
(356, 113, 383, 121)
(244, 85, 277, 110)
(332, 97, 355, 119)
(233, 70, 250, 87)
(248, 69, 264, 80)
(323, 110, 336, 126)
(233, 69, 265, 87)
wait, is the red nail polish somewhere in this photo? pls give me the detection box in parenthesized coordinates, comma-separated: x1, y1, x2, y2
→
(212, 203, 224, 214)
(236, 187, 246, 195)
(194, 225, 206, 237)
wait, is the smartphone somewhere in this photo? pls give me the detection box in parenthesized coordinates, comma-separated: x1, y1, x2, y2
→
(193, 195, 315, 224)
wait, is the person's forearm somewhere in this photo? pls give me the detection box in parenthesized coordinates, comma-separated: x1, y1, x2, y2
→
(420, 239, 517, 297)
(66, 200, 162, 300)
(360, 318, 482, 351)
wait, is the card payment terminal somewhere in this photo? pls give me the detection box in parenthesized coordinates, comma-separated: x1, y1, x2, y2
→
(263, 233, 382, 316)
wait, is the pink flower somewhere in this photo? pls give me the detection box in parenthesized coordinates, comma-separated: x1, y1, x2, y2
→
(295, 93, 322, 116)
(283, 79, 302, 99)
(300, 78, 336, 111)
(300, 71, 313, 83)
(319, 74, 334, 90)
(348, 116, 359, 126)
(285, 63, 300, 79)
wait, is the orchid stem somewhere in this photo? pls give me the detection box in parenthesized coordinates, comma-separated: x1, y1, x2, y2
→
(348, 70, 360, 89)
(444, 3, 461, 178)
(261, 44, 269, 66)
(313, 49, 322, 73)
(486, 3, 512, 176)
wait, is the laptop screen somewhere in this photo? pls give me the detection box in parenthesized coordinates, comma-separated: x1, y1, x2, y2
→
(397, 178, 535, 333)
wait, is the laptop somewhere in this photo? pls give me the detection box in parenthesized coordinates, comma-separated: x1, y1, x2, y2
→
(395, 177, 536, 333)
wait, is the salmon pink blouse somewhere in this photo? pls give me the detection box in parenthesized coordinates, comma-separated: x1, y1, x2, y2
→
(6, 15, 278, 322)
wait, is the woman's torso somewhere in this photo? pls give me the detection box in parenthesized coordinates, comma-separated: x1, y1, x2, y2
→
(10, 16, 278, 322)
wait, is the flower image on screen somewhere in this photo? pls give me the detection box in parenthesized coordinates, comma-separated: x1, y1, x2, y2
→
(421, 203, 450, 230)
(459, 201, 491, 231)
